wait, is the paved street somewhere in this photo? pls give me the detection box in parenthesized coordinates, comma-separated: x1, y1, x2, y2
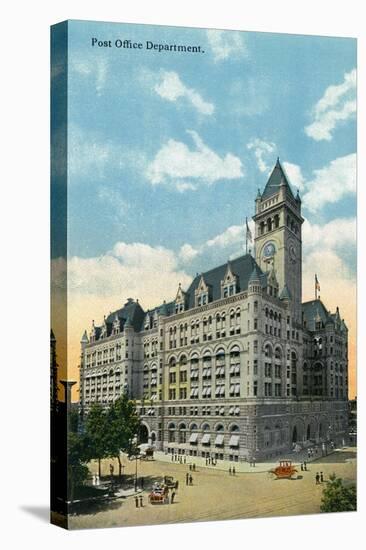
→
(68, 447, 356, 530)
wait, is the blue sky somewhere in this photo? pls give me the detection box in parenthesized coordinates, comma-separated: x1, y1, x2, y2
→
(52, 20, 356, 306)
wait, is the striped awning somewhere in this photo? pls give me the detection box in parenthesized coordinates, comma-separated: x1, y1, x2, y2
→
(215, 434, 224, 446)
(229, 435, 240, 447)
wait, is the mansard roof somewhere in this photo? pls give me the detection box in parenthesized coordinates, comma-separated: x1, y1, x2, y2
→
(261, 158, 295, 201)
(186, 254, 266, 309)
(105, 298, 145, 332)
(302, 299, 335, 331)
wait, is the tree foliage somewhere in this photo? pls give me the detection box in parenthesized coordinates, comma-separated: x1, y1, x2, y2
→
(105, 394, 141, 475)
(67, 431, 93, 502)
(320, 473, 357, 513)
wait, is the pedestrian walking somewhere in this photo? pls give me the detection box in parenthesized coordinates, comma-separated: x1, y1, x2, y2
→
(171, 490, 176, 504)
(189, 464, 192, 471)
(300, 463, 304, 471)
(252, 459, 256, 468)
(304, 461, 307, 471)
(229, 466, 232, 475)
(139, 495, 143, 507)
(175, 480, 179, 491)
(315, 472, 320, 484)
(186, 472, 189, 485)
(208, 457, 211, 465)
(135, 496, 139, 508)
(189, 474, 193, 485)
(109, 463, 114, 478)
(193, 463, 196, 471)
(320, 472, 324, 483)
(92, 473, 96, 486)
(232, 466, 236, 475)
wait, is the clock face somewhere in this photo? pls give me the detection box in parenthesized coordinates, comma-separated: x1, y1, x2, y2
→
(263, 242, 276, 258)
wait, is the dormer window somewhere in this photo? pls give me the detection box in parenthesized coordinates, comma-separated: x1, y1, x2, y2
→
(221, 263, 238, 299)
(144, 314, 151, 331)
(195, 275, 210, 307)
(175, 283, 186, 314)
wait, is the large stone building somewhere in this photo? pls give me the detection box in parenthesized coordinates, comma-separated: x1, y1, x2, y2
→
(79, 159, 349, 461)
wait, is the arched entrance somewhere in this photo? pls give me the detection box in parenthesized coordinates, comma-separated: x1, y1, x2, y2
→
(139, 424, 149, 443)
(292, 426, 297, 443)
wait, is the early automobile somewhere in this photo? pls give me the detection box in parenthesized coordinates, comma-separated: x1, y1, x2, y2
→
(148, 483, 169, 504)
(269, 460, 298, 479)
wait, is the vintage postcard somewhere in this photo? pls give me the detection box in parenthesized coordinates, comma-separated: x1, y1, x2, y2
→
(51, 20, 357, 529)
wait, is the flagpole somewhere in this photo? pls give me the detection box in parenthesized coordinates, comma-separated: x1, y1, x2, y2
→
(245, 217, 248, 255)
(315, 274, 317, 301)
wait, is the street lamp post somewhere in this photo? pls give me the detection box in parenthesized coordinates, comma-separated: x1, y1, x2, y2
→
(129, 434, 140, 492)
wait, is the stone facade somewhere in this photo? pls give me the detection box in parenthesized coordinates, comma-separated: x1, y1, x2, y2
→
(79, 160, 349, 461)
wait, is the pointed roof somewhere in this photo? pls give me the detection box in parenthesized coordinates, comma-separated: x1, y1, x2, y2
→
(81, 330, 89, 344)
(248, 264, 262, 283)
(279, 284, 292, 300)
(261, 158, 295, 201)
(124, 315, 133, 328)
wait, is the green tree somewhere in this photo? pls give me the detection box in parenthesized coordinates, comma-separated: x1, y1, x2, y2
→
(320, 473, 357, 513)
(105, 394, 141, 477)
(85, 403, 109, 477)
(68, 431, 92, 503)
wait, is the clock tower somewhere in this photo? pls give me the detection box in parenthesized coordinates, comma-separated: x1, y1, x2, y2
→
(253, 159, 304, 323)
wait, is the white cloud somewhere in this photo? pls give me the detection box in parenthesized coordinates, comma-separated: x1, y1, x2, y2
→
(206, 30, 248, 62)
(154, 71, 214, 115)
(68, 124, 146, 182)
(207, 224, 245, 248)
(179, 243, 201, 263)
(247, 139, 276, 173)
(301, 153, 356, 213)
(282, 162, 306, 192)
(305, 69, 356, 141)
(177, 220, 255, 265)
(146, 130, 243, 191)
(302, 217, 356, 252)
(52, 242, 192, 382)
(70, 57, 108, 96)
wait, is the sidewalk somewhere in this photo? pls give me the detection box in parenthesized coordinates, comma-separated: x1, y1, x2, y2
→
(153, 447, 338, 474)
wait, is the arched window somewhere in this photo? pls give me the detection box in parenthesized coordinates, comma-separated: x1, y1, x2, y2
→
(267, 218, 272, 231)
(230, 424, 240, 432)
(179, 423, 187, 443)
(216, 424, 224, 432)
(265, 344, 273, 358)
(274, 347, 282, 360)
(274, 214, 279, 228)
(168, 423, 176, 443)
(230, 345, 240, 358)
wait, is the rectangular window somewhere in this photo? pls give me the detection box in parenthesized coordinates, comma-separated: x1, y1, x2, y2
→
(253, 340, 258, 353)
